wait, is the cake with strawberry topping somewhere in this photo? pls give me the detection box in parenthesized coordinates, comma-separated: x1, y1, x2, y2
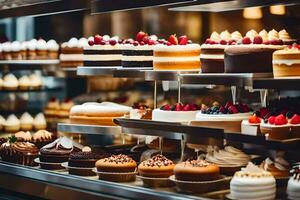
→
(272, 44, 300, 77)
(290, 114, 300, 138)
(192, 102, 252, 132)
(241, 112, 262, 135)
(153, 34, 201, 71)
(260, 114, 290, 140)
(152, 103, 200, 123)
(122, 31, 157, 68)
(84, 35, 123, 67)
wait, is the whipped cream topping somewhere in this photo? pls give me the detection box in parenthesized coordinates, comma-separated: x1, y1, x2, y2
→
(5, 114, 20, 126)
(46, 39, 59, 51)
(210, 31, 221, 42)
(33, 113, 46, 126)
(3, 74, 18, 88)
(278, 29, 291, 41)
(259, 29, 269, 42)
(262, 157, 290, 171)
(18, 76, 30, 86)
(42, 137, 73, 151)
(26, 40, 37, 51)
(235, 162, 273, 178)
(20, 112, 34, 124)
(2, 42, 11, 52)
(33, 130, 52, 141)
(70, 102, 132, 115)
(231, 31, 243, 41)
(268, 29, 279, 40)
(29, 74, 43, 87)
(36, 39, 47, 50)
(0, 115, 5, 125)
(15, 131, 32, 141)
(220, 30, 231, 41)
(11, 41, 21, 52)
(246, 29, 258, 41)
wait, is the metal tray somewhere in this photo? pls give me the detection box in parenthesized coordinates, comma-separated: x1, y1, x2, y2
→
(57, 123, 121, 135)
(77, 66, 122, 76)
(144, 70, 199, 81)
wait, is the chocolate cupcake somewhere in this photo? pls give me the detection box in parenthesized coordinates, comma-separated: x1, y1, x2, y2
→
(32, 130, 54, 149)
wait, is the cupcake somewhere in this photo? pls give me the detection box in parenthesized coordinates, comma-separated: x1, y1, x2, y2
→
(4, 114, 20, 133)
(20, 112, 34, 131)
(58, 98, 74, 118)
(32, 130, 53, 148)
(18, 76, 30, 90)
(2, 42, 12, 60)
(44, 97, 60, 118)
(29, 74, 43, 89)
(15, 131, 32, 142)
(33, 113, 47, 130)
(3, 73, 19, 90)
(260, 157, 290, 178)
(11, 41, 22, 60)
(0, 137, 38, 166)
(96, 154, 137, 182)
(36, 39, 48, 59)
(138, 154, 174, 178)
(0, 115, 5, 131)
(26, 39, 37, 59)
(46, 39, 59, 59)
(20, 41, 27, 59)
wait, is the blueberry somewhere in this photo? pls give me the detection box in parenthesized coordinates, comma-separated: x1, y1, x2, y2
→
(286, 111, 294, 119)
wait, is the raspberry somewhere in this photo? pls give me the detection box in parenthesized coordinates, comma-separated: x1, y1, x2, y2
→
(290, 114, 300, 124)
(253, 36, 263, 44)
(274, 114, 288, 125)
(268, 116, 276, 124)
(242, 37, 251, 44)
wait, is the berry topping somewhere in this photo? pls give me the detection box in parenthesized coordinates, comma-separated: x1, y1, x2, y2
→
(160, 103, 199, 111)
(228, 40, 236, 45)
(139, 41, 145, 45)
(225, 101, 233, 109)
(290, 114, 300, 125)
(286, 111, 294, 119)
(253, 36, 263, 44)
(228, 105, 239, 114)
(162, 104, 171, 111)
(183, 104, 191, 111)
(178, 35, 188, 45)
(242, 37, 251, 44)
(259, 108, 269, 118)
(109, 39, 117, 46)
(99, 40, 106, 45)
(166, 41, 172, 46)
(274, 114, 288, 125)
(268, 116, 276, 124)
(142, 36, 149, 44)
(148, 39, 156, 45)
(133, 41, 139, 46)
(88, 39, 94, 46)
(168, 34, 178, 45)
(175, 103, 183, 111)
(136, 31, 147, 42)
(94, 35, 103, 45)
(220, 40, 227, 45)
(248, 114, 261, 124)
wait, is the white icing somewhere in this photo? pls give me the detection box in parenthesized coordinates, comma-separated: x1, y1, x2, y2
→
(273, 59, 300, 66)
(268, 29, 279, 41)
(122, 56, 153, 61)
(67, 37, 79, 48)
(26, 40, 36, 51)
(20, 42, 27, 51)
(20, 112, 34, 124)
(123, 44, 154, 51)
(260, 123, 289, 128)
(259, 29, 269, 42)
(33, 113, 46, 126)
(152, 109, 199, 123)
(36, 39, 47, 50)
(59, 54, 83, 61)
(287, 176, 300, 200)
(246, 29, 258, 41)
(210, 31, 221, 42)
(220, 30, 231, 41)
(5, 114, 20, 126)
(195, 112, 251, 121)
(84, 44, 124, 50)
(70, 102, 132, 115)
(18, 76, 30, 86)
(153, 56, 199, 62)
(3, 74, 18, 88)
(2, 42, 12, 52)
(29, 74, 43, 87)
(46, 39, 59, 51)
(153, 44, 200, 51)
(200, 44, 226, 49)
(200, 54, 224, 59)
(83, 54, 121, 61)
(78, 37, 88, 48)
(11, 41, 21, 52)
(231, 31, 243, 41)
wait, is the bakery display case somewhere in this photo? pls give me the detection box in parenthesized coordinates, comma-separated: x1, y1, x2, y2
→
(1, 0, 300, 200)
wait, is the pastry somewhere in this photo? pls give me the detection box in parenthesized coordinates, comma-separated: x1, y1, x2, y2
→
(241, 112, 262, 135)
(58, 98, 74, 118)
(33, 113, 47, 130)
(138, 154, 174, 178)
(26, 39, 37, 59)
(205, 146, 251, 175)
(44, 97, 60, 117)
(174, 159, 220, 181)
(153, 35, 201, 71)
(273, 45, 300, 77)
(84, 35, 123, 67)
(46, 39, 59, 59)
(60, 37, 88, 68)
(3, 73, 19, 90)
(260, 157, 290, 178)
(4, 114, 20, 133)
(69, 102, 131, 126)
(32, 130, 53, 148)
(18, 75, 30, 90)
(15, 131, 32, 142)
(287, 166, 300, 200)
(36, 39, 48, 59)
(152, 103, 200, 123)
(230, 162, 276, 200)
(29, 74, 43, 89)
(2, 42, 12, 60)
(19, 112, 34, 131)
(192, 102, 252, 132)
(129, 103, 152, 120)
(11, 41, 22, 60)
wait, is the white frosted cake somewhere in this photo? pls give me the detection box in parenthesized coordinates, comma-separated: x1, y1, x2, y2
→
(230, 162, 276, 200)
(287, 166, 300, 200)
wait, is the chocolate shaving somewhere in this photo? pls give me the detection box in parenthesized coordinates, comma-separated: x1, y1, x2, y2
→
(142, 154, 173, 167)
(184, 159, 210, 167)
(103, 154, 134, 164)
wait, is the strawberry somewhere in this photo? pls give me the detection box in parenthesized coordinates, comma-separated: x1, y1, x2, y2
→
(209, 40, 216, 45)
(220, 40, 227, 45)
(263, 41, 270, 45)
(109, 39, 117, 46)
(228, 40, 236, 45)
(190, 104, 198, 111)
(228, 105, 238, 114)
(100, 40, 106, 45)
(139, 41, 145, 46)
(248, 114, 261, 124)
(148, 40, 155, 45)
(94, 35, 103, 44)
(163, 104, 171, 111)
(290, 114, 300, 125)
(205, 39, 212, 44)
(225, 101, 233, 109)
(253, 36, 263, 44)
(88, 39, 94, 46)
(274, 114, 288, 125)
(168, 34, 178, 45)
(142, 36, 149, 44)
(166, 41, 172, 46)
(183, 104, 191, 111)
(133, 41, 139, 46)
(179, 35, 188, 45)
(242, 37, 251, 44)
(175, 103, 182, 111)
(268, 116, 276, 124)
(136, 31, 147, 42)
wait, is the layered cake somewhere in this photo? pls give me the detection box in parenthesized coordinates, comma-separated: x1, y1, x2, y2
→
(60, 37, 88, 68)
(287, 166, 300, 200)
(230, 162, 276, 200)
(192, 102, 252, 132)
(129, 103, 152, 120)
(69, 102, 131, 126)
(205, 146, 250, 175)
(153, 35, 201, 71)
(138, 154, 175, 178)
(84, 35, 123, 67)
(174, 159, 220, 181)
(241, 112, 262, 135)
(152, 103, 200, 123)
(273, 45, 300, 77)
(260, 157, 290, 178)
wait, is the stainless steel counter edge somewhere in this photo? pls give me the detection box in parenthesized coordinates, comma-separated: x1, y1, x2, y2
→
(0, 162, 210, 200)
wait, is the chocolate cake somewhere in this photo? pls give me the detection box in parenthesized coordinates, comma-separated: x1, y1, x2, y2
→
(69, 151, 106, 168)
(200, 45, 225, 73)
(122, 44, 154, 68)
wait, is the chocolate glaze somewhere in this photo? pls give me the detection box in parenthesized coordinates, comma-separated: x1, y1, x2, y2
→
(122, 50, 153, 56)
(122, 61, 153, 68)
(83, 60, 121, 66)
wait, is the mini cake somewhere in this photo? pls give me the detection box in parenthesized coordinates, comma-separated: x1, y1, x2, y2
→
(129, 103, 152, 120)
(287, 166, 300, 200)
(3, 73, 18, 90)
(241, 112, 262, 135)
(33, 113, 47, 130)
(153, 35, 201, 71)
(205, 146, 250, 175)
(29, 74, 43, 89)
(192, 102, 252, 132)
(2, 42, 12, 60)
(152, 103, 200, 123)
(46, 39, 59, 59)
(174, 159, 220, 181)
(18, 76, 30, 90)
(96, 154, 137, 172)
(290, 114, 300, 138)
(230, 162, 276, 200)
(69, 102, 131, 126)
(58, 98, 74, 119)
(84, 35, 123, 67)
(11, 41, 22, 60)
(32, 130, 53, 148)
(260, 157, 290, 178)
(260, 114, 290, 140)
(44, 97, 60, 118)
(60, 37, 88, 68)
(15, 131, 32, 142)
(36, 39, 48, 59)
(138, 154, 174, 178)
(273, 45, 300, 77)
(224, 44, 283, 73)
(26, 39, 37, 60)
(4, 114, 20, 133)
(20, 112, 34, 131)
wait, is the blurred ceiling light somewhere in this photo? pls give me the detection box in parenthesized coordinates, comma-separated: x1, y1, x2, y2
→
(270, 5, 286, 15)
(243, 7, 263, 19)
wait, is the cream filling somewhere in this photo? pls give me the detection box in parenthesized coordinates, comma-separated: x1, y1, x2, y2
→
(122, 56, 153, 61)
(60, 54, 83, 61)
(83, 54, 122, 61)
(153, 56, 200, 62)
(273, 59, 300, 66)
(200, 54, 224, 59)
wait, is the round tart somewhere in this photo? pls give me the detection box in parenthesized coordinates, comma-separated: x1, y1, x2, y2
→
(96, 154, 137, 173)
